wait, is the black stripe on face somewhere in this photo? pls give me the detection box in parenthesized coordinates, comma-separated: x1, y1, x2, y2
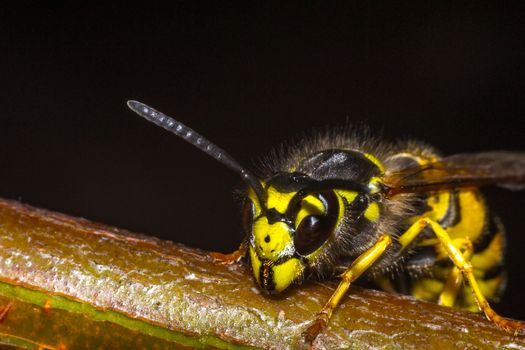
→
(260, 260, 276, 292)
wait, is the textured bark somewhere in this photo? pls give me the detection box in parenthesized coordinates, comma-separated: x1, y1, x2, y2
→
(0, 198, 524, 350)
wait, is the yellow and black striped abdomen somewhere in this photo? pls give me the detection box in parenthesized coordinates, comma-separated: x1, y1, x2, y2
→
(409, 188, 506, 310)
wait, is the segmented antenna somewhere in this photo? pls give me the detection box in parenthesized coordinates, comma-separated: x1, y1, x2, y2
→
(127, 100, 266, 204)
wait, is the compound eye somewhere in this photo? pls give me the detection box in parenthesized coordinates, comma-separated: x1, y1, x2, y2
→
(242, 199, 255, 235)
(294, 215, 327, 255)
(293, 191, 339, 256)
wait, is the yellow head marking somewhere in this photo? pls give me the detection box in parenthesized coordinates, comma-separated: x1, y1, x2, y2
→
(272, 258, 303, 292)
(253, 216, 293, 260)
(249, 246, 262, 285)
(266, 186, 296, 213)
(246, 184, 265, 216)
(249, 245, 303, 292)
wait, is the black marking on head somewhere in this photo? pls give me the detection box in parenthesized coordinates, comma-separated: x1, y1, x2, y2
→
(266, 208, 293, 225)
(260, 261, 275, 292)
(264, 151, 377, 201)
(267, 172, 369, 195)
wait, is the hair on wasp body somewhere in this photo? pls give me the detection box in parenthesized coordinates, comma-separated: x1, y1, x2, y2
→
(127, 100, 525, 343)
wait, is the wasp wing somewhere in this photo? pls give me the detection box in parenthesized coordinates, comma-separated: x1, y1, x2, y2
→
(384, 151, 525, 195)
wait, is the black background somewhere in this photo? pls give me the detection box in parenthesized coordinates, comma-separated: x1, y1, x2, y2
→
(1, 3, 525, 319)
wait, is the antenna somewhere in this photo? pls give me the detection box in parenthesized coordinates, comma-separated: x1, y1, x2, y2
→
(127, 100, 266, 204)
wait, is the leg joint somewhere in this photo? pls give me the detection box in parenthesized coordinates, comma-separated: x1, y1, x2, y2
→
(461, 262, 473, 274)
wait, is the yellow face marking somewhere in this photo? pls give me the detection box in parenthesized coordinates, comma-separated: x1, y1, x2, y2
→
(252, 216, 293, 260)
(250, 237, 303, 292)
(266, 186, 296, 214)
(364, 153, 385, 173)
(246, 184, 263, 216)
(272, 258, 304, 292)
(249, 246, 262, 285)
(364, 202, 380, 222)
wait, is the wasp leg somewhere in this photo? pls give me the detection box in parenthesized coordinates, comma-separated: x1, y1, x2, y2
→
(209, 241, 247, 265)
(438, 238, 473, 307)
(399, 218, 524, 333)
(303, 234, 392, 343)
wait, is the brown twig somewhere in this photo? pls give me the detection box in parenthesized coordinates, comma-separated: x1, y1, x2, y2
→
(0, 198, 524, 349)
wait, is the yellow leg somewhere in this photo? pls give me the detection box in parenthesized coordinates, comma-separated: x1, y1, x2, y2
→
(209, 241, 247, 265)
(438, 238, 473, 307)
(400, 218, 524, 333)
(303, 234, 392, 342)
(438, 265, 463, 307)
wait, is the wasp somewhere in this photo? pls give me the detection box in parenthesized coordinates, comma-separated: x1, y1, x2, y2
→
(128, 100, 525, 342)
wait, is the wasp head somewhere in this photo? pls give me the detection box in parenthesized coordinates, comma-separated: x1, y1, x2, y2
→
(243, 172, 346, 293)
